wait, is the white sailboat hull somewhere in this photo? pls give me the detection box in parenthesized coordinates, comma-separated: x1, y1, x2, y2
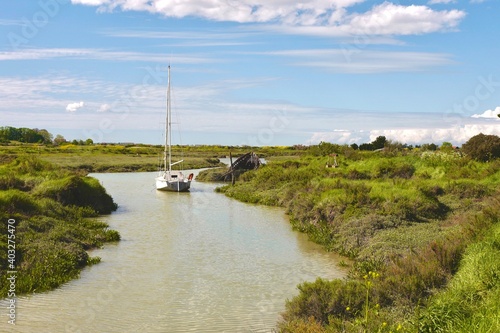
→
(155, 171, 192, 192)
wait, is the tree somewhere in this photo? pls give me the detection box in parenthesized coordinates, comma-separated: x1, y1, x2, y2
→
(359, 143, 373, 151)
(440, 142, 454, 152)
(0, 126, 22, 141)
(372, 136, 387, 150)
(35, 129, 53, 144)
(421, 143, 438, 151)
(53, 134, 67, 146)
(462, 133, 500, 162)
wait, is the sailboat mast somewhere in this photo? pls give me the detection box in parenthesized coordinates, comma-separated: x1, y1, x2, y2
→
(167, 65, 172, 172)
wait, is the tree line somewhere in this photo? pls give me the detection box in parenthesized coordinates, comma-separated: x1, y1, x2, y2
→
(0, 126, 53, 144)
(0, 126, 93, 146)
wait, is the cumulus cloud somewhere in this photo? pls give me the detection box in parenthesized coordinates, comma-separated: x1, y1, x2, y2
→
(471, 107, 500, 119)
(70, 0, 466, 36)
(66, 101, 85, 112)
(342, 2, 465, 35)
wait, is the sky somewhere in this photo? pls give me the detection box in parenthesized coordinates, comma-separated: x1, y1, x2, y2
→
(1, 0, 499, 146)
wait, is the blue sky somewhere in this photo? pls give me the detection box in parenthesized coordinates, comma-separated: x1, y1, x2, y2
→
(1, 0, 499, 146)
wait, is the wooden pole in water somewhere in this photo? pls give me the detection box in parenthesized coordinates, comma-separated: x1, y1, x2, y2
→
(229, 152, 235, 185)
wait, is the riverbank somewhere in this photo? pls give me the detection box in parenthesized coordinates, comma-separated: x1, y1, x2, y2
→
(213, 146, 500, 332)
(0, 155, 119, 297)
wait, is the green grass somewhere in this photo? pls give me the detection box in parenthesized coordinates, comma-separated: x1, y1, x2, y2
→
(212, 149, 500, 332)
(0, 155, 119, 296)
(417, 199, 500, 333)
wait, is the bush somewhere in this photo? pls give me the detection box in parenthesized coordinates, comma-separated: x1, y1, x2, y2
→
(34, 175, 117, 214)
(462, 133, 500, 162)
(281, 278, 367, 325)
(374, 160, 415, 179)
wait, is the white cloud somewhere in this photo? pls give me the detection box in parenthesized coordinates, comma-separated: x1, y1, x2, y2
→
(428, 0, 456, 4)
(307, 130, 367, 145)
(66, 101, 85, 112)
(307, 107, 500, 145)
(71, 1, 466, 36)
(342, 2, 465, 35)
(370, 124, 500, 145)
(264, 49, 455, 73)
(72, 0, 364, 24)
(471, 107, 500, 119)
(308, 123, 500, 146)
(98, 103, 111, 112)
(0, 48, 211, 64)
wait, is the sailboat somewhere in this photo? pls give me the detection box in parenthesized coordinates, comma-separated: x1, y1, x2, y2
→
(155, 65, 193, 192)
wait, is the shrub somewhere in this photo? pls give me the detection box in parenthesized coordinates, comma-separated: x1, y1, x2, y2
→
(462, 133, 500, 162)
(374, 160, 415, 179)
(282, 278, 367, 325)
(34, 175, 117, 214)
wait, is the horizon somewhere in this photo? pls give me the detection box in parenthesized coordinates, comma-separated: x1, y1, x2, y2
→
(1, 1, 499, 146)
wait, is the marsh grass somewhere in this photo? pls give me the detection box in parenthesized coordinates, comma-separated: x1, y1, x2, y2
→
(0, 143, 228, 172)
(214, 149, 500, 332)
(0, 155, 119, 296)
(418, 214, 500, 333)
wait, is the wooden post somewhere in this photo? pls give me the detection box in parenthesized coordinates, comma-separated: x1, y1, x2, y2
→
(229, 152, 235, 185)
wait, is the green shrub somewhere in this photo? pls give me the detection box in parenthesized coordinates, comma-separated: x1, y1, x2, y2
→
(446, 180, 490, 199)
(34, 175, 117, 214)
(282, 278, 367, 325)
(462, 133, 500, 162)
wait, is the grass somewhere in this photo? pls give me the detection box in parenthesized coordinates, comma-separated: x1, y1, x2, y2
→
(0, 143, 228, 173)
(212, 148, 500, 332)
(417, 198, 500, 333)
(0, 155, 119, 296)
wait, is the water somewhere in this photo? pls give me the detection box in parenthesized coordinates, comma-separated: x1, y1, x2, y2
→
(3, 171, 346, 332)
